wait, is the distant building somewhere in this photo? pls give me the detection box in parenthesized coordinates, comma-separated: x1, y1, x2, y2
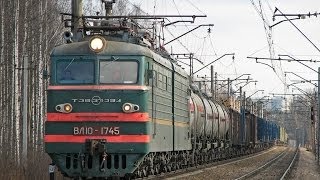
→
(265, 97, 285, 112)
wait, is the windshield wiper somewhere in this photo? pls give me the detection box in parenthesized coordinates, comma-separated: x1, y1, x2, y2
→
(101, 56, 120, 68)
(64, 58, 75, 71)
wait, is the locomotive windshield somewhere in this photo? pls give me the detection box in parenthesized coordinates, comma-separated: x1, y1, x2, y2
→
(56, 59, 94, 84)
(99, 60, 138, 84)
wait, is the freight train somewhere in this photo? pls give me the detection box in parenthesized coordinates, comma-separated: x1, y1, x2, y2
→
(44, 1, 285, 179)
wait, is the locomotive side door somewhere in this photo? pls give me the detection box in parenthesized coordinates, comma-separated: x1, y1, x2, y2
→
(145, 60, 156, 138)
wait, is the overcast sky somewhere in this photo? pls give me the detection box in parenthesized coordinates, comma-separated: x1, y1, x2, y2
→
(106, 0, 320, 99)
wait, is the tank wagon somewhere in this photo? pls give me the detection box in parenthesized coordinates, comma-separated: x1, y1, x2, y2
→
(44, 1, 286, 179)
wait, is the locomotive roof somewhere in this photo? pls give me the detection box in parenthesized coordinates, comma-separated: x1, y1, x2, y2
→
(51, 39, 154, 57)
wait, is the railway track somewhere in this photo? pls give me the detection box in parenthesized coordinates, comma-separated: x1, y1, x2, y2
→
(235, 147, 299, 180)
(137, 146, 286, 180)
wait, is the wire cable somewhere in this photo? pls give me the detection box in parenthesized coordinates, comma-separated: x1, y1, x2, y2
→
(185, 0, 206, 15)
(171, 0, 205, 39)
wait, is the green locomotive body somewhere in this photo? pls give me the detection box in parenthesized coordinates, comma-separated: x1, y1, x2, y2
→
(45, 37, 191, 178)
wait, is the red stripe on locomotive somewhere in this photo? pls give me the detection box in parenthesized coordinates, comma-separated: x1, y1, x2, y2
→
(48, 85, 149, 90)
(44, 135, 150, 143)
(46, 112, 149, 122)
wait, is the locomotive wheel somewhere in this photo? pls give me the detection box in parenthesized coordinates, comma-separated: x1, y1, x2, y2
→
(167, 165, 172, 172)
(142, 168, 147, 177)
(163, 166, 168, 173)
(155, 166, 160, 174)
(148, 168, 155, 175)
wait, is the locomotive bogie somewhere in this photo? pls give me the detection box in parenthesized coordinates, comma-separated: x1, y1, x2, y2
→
(49, 153, 145, 178)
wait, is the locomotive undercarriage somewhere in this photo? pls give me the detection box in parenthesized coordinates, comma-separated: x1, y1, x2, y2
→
(131, 140, 273, 179)
(50, 141, 272, 180)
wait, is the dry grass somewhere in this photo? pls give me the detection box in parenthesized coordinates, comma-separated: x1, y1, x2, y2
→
(0, 150, 67, 180)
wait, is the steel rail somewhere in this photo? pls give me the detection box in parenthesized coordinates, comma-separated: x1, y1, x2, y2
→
(235, 149, 288, 180)
(280, 148, 299, 180)
(143, 147, 279, 180)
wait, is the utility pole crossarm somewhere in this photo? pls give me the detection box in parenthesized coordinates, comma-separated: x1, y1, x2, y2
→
(285, 71, 318, 87)
(164, 24, 213, 46)
(216, 74, 251, 91)
(233, 80, 257, 93)
(62, 14, 207, 19)
(246, 90, 264, 100)
(247, 56, 320, 63)
(291, 87, 314, 101)
(273, 11, 320, 18)
(272, 8, 320, 53)
(193, 53, 235, 75)
(279, 55, 318, 73)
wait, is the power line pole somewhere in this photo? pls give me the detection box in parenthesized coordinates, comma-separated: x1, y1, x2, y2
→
(190, 53, 193, 80)
(211, 65, 214, 100)
(214, 72, 217, 99)
(317, 67, 320, 165)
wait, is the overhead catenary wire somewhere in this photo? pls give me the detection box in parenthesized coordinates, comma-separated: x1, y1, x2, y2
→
(171, 0, 206, 40)
(171, 0, 216, 72)
(258, 0, 285, 75)
(198, 35, 208, 65)
(121, 0, 214, 74)
(263, 0, 274, 13)
(185, 0, 206, 15)
(116, 1, 240, 93)
(123, 0, 150, 15)
(250, 0, 287, 89)
(208, 33, 218, 57)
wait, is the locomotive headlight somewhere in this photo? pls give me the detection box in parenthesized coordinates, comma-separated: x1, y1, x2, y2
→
(64, 103, 73, 113)
(122, 103, 133, 113)
(56, 103, 73, 113)
(89, 36, 105, 52)
(122, 103, 140, 113)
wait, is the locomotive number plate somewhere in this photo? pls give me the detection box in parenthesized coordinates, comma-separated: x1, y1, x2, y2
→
(73, 126, 120, 136)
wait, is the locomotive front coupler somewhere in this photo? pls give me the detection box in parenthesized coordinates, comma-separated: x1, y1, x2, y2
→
(85, 139, 108, 172)
(85, 139, 107, 156)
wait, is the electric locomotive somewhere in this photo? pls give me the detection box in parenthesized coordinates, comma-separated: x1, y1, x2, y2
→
(45, 1, 195, 178)
(45, 14, 229, 180)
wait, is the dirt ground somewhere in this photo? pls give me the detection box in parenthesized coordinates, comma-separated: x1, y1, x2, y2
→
(289, 147, 320, 180)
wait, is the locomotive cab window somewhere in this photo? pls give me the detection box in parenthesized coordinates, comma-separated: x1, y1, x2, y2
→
(56, 60, 94, 84)
(100, 61, 138, 84)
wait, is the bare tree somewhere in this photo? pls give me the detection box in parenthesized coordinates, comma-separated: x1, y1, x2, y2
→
(0, 0, 67, 179)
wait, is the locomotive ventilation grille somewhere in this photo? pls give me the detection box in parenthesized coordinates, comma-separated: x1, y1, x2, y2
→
(65, 154, 127, 170)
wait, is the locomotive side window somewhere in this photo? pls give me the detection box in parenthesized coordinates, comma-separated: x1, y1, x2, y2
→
(100, 61, 138, 84)
(167, 78, 172, 92)
(145, 62, 150, 86)
(57, 60, 94, 84)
